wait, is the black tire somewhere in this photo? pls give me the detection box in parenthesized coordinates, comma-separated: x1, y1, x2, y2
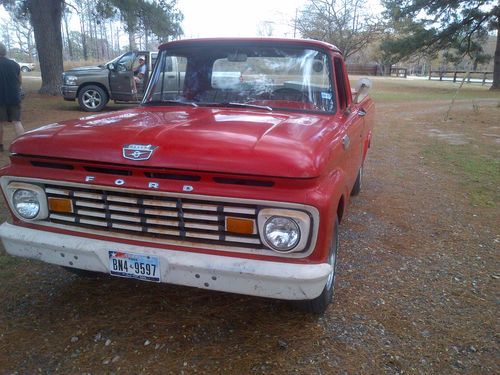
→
(21, 66, 30, 73)
(77, 85, 109, 112)
(351, 165, 363, 196)
(62, 266, 102, 278)
(293, 217, 339, 314)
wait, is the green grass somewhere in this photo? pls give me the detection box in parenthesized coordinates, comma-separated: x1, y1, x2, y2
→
(348, 76, 500, 103)
(422, 144, 500, 207)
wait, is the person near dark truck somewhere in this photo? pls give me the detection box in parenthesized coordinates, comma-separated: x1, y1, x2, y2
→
(0, 42, 25, 151)
(134, 56, 147, 84)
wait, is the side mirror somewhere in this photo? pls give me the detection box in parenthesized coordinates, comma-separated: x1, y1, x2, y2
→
(353, 78, 372, 104)
(107, 63, 115, 71)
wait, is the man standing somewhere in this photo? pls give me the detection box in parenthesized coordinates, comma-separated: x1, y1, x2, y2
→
(0, 42, 25, 151)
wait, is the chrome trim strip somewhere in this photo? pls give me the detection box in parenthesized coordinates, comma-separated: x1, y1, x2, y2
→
(144, 208, 178, 217)
(74, 191, 102, 200)
(145, 217, 178, 226)
(110, 213, 141, 222)
(223, 207, 256, 215)
(50, 214, 75, 222)
(107, 195, 139, 204)
(80, 218, 107, 227)
(46, 188, 69, 196)
(108, 204, 140, 213)
(78, 209, 106, 218)
(112, 223, 142, 231)
(76, 201, 105, 209)
(142, 199, 177, 208)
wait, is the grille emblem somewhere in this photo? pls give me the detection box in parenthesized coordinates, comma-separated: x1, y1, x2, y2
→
(123, 144, 157, 161)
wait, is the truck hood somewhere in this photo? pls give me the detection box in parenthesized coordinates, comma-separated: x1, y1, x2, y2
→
(11, 107, 341, 178)
(64, 66, 106, 73)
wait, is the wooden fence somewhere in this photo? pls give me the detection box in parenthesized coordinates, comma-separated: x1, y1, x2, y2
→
(429, 70, 493, 84)
(389, 67, 407, 78)
(346, 64, 378, 75)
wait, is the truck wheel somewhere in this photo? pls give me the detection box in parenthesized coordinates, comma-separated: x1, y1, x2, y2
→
(293, 217, 339, 314)
(351, 165, 363, 196)
(78, 85, 109, 112)
(21, 66, 30, 73)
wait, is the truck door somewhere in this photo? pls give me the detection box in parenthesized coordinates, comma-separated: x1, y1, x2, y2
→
(333, 57, 364, 187)
(109, 52, 137, 101)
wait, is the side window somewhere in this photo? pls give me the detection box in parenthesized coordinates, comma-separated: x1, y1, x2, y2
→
(334, 58, 348, 111)
(165, 57, 173, 72)
(151, 54, 158, 69)
(116, 52, 136, 71)
(148, 55, 187, 101)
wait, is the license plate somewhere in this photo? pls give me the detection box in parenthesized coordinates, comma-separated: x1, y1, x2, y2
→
(108, 251, 160, 282)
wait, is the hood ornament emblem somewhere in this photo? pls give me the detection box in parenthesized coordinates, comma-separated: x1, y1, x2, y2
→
(123, 144, 158, 161)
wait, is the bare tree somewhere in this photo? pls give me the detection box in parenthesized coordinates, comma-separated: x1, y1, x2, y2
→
(296, 0, 382, 58)
(257, 21, 274, 37)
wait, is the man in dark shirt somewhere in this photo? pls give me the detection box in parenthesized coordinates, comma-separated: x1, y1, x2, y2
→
(0, 42, 25, 151)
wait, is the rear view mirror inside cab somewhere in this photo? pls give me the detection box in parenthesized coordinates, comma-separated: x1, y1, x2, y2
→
(312, 61, 324, 73)
(227, 52, 248, 62)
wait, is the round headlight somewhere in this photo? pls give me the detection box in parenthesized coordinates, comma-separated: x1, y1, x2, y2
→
(264, 216, 300, 252)
(13, 189, 40, 219)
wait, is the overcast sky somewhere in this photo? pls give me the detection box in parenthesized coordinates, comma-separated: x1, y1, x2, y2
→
(177, 0, 308, 38)
(1, 0, 382, 40)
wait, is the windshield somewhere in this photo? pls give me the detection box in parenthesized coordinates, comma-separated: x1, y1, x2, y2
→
(143, 45, 335, 113)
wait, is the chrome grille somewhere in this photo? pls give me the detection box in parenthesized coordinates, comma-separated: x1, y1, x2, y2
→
(44, 185, 262, 249)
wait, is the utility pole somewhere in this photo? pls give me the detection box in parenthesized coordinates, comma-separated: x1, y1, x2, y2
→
(294, 8, 298, 38)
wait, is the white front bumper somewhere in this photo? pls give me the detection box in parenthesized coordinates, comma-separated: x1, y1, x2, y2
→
(0, 223, 331, 300)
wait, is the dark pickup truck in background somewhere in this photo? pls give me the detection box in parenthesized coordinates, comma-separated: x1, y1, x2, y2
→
(61, 51, 159, 111)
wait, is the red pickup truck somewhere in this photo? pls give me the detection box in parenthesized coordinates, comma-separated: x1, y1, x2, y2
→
(0, 38, 374, 313)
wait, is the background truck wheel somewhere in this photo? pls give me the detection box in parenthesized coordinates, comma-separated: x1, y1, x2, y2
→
(351, 165, 363, 196)
(293, 217, 339, 314)
(21, 66, 30, 73)
(78, 85, 109, 112)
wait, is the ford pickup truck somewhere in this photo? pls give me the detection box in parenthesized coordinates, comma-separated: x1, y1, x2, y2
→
(61, 51, 158, 111)
(0, 38, 374, 313)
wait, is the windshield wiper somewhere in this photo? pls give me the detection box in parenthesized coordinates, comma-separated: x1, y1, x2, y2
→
(145, 100, 198, 107)
(216, 102, 273, 111)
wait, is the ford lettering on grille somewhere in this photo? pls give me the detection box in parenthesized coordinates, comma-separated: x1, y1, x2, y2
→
(123, 144, 157, 161)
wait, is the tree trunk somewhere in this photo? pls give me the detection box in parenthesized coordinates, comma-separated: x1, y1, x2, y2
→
(128, 31, 136, 50)
(63, 12, 73, 60)
(27, 0, 64, 95)
(490, 25, 500, 90)
(79, 11, 88, 60)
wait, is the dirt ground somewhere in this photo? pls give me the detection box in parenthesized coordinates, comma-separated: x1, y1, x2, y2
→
(0, 77, 498, 374)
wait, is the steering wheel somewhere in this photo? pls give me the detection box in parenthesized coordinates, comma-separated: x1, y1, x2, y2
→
(272, 87, 309, 102)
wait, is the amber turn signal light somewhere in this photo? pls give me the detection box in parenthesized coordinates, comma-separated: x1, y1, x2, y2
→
(48, 197, 73, 213)
(226, 217, 254, 235)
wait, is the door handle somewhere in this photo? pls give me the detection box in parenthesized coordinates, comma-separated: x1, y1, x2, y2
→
(358, 108, 366, 117)
(342, 135, 350, 150)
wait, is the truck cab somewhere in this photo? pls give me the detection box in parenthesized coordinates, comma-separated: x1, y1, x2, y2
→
(61, 51, 159, 111)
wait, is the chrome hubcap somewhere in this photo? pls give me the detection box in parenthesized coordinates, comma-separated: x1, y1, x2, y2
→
(83, 90, 101, 109)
